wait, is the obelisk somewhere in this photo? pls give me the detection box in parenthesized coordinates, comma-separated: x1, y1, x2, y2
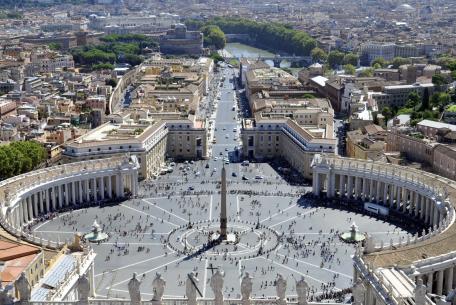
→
(220, 165, 227, 240)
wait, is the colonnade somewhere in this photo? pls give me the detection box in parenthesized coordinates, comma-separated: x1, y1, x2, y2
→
(1, 155, 139, 236)
(311, 154, 456, 302)
(313, 170, 446, 229)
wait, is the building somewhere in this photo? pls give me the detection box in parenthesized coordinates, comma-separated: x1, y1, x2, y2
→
(416, 119, 456, 139)
(346, 124, 386, 161)
(159, 24, 203, 56)
(0, 239, 44, 300)
(62, 115, 168, 180)
(88, 13, 179, 34)
(241, 115, 336, 179)
(373, 83, 434, 109)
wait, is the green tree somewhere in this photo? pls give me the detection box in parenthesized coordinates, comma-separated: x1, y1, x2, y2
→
(105, 78, 117, 87)
(432, 74, 449, 88)
(359, 68, 374, 77)
(202, 25, 226, 49)
(342, 53, 359, 66)
(311, 47, 327, 63)
(405, 91, 421, 109)
(327, 51, 345, 69)
(381, 106, 393, 120)
(391, 57, 411, 68)
(343, 64, 356, 75)
(371, 57, 387, 68)
(48, 42, 62, 51)
(210, 52, 224, 63)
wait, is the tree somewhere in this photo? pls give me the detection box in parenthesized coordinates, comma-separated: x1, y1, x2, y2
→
(48, 42, 61, 51)
(210, 52, 224, 63)
(405, 91, 421, 108)
(327, 51, 345, 69)
(105, 78, 117, 87)
(343, 53, 359, 66)
(432, 74, 449, 88)
(381, 106, 393, 121)
(391, 57, 411, 68)
(202, 25, 226, 50)
(343, 64, 356, 75)
(359, 68, 374, 77)
(372, 63, 382, 69)
(311, 47, 327, 63)
(371, 57, 387, 68)
(0, 141, 46, 179)
(419, 87, 430, 111)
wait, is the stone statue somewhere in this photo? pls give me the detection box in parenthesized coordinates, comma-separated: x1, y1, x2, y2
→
(128, 273, 141, 305)
(295, 276, 309, 305)
(152, 272, 166, 303)
(15, 272, 30, 304)
(210, 270, 224, 305)
(352, 279, 365, 305)
(77, 274, 90, 305)
(186, 272, 199, 305)
(414, 278, 427, 305)
(241, 272, 253, 305)
(276, 274, 287, 305)
(0, 283, 14, 305)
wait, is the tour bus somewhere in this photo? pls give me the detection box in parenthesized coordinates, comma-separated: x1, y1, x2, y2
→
(364, 202, 389, 216)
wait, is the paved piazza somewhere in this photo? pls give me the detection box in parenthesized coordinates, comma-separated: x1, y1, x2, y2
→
(31, 161, 414, 300)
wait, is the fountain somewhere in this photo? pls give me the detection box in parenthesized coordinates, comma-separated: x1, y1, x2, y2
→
(83, 220, 109, 243)
(339, 222, 366, 243)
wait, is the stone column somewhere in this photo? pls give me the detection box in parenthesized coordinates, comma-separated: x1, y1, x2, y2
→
(17, 207, 22, 227)
(58, 184, 63, 208)
(409, 191, 414, 215)
(85, 179, 90, 202)
(375, 181, 381, 203)
(446, 267, 454, 293)
(62, 183, 67, 207)
(426, 198, 432, 225)
(120, 175, 124, 197)
(100, 177, 105, 200)
(369, 179, 374, 201)
(362, 178, 368, 201)
(39, 191, 44, 214)
(415, 194, 421, 218)
(433, 205, 439, 228)
(383, 183, 388, 205)
(437, 269, 444, 295)
(396, 187, 402, 211)
(107, 175, 112, 198)
(72, 182, 76, 205)
(347, 176, 353, 199)
(339, 174, 345, 198)
(27, 198, 33, 221)
(79, 181, 83, 204)
(33, 193, 38, 217)
(313, 172, 320, 196)
(132, 171, 138, 197)
(327, 172, 335, 198)
(20, 199, 28, 223)
(389, 185, 395, 208)
(45, 189, 50, 213)
(92, 177, 97, 201)
(51, 186, 56, 211)
(402, 188, 408, 213)
(427, 272, 434, 293)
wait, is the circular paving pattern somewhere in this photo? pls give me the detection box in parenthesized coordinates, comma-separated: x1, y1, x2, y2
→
(29, 161, 416, 301)
(167, 220, 280, 259)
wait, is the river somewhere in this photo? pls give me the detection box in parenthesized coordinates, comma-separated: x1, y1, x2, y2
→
(222, 42, 294, 69)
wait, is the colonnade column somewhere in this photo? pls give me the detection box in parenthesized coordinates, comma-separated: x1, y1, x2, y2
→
(427, 272, 434, 293)
(72, 182, 76, 205)
(362, 178, 368, 201)
(33, 193, 38, 217)
(64, 183, 69, 206)
(85, 179, 90, 202)
(437, 269, 444, 295)
(107, 175, 112, 199)
(446, 267, 454, 294)
(27, 197, 33, 221)
(347, 176, 353, 199)
(383, 183, 388, 205)
(339, 175, 345, 197)
(100, 177, 105, 201)
(313, 172, 320, 196)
